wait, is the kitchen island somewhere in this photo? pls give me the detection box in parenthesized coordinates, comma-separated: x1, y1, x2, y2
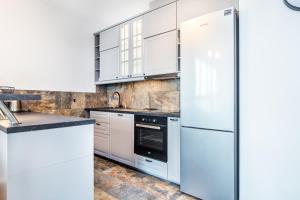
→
(0, 112, 95, 200)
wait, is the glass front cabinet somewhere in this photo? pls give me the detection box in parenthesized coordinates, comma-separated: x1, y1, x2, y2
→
(95, 1, 179, 84)
(120, 17, 144, 79)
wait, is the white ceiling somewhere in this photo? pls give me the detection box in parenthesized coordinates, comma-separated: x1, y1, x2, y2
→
(42, 0, 153, 30)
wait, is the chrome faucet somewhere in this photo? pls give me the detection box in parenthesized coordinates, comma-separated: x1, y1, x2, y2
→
(112, 92, 121, 108)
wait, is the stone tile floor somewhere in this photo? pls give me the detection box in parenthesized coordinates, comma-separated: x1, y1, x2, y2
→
(94, 156, 198, 200)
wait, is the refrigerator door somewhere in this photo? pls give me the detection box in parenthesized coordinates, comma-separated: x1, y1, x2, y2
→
(181, 127, 235, 200)
(180, 8, 236, 131)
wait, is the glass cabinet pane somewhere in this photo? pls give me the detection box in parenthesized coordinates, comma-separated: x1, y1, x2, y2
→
(120, 23, 130, 77)
(131, 19, 143, 76)
(119, 18, 143, 78)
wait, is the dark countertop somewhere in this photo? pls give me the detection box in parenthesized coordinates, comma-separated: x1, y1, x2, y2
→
(0, 94, 41, 101)
(0, 112, 95, 134)
(86, 107, 180, 118)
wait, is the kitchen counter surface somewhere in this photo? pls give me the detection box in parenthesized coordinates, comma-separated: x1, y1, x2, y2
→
(86, 107, 180, 118)
(0, 94, 41, 101)
(0, 112, 95, 134)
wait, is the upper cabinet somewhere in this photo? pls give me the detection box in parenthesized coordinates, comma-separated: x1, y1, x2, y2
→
(100, 26, 120, 51)
(98, 26, 120, 82)
(119, 22, 131, 79)
(95, 1, 179, 85)
(143, 2, 177, 38)
(131, 18, 144, 77)
(144, 30, 177, 76)
(99, 47, 119, 81)
(119, 17, 144, 79)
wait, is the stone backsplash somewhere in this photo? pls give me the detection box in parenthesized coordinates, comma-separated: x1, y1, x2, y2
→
(98, 79, 180, 112)
(15, 79, 180, 117)
(16, 89, 107, 117)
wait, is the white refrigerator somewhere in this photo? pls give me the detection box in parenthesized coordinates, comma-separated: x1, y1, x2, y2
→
(180, 8, 238, 200)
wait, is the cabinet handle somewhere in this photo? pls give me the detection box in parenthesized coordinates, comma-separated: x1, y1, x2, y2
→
(170, 118, 178, 122)
(118, 114, 123, 117)
(145, 159, 152, 163)
(116, 76, 118, 79)
(95, 122, 101, 126)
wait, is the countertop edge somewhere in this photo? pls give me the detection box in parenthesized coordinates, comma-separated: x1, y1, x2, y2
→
(0, 94, 41, 101)
(1, 119, 95, 134)
(86, 108, 180, 118)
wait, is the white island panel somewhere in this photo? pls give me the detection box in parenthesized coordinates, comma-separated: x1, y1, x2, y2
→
(0, 124, 94, 200)
(7, 125, 93, 175)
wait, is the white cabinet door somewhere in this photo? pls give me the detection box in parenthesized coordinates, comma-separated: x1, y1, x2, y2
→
(100, 26, 120, 51)
(167, 117, 180, 184)
(90, 111, 110, 158)
(143, 2, 177, 38)
(99, 47, 119, 81)
(94, 135, 110, 158)
(109, 113, 134, 165)
(130, 17, 144, 78)
(119, 18, 144, 79)
(135, 155, 168, 180)
(144, 30, 177, 76)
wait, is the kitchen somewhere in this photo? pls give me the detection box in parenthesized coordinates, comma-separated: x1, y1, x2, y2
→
(0, 0, 299, 200)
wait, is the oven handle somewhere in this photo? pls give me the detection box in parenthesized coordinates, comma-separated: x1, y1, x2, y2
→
(135, 124, 161, 130)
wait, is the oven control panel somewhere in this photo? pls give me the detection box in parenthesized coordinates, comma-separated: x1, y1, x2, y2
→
(135, 115, 167, 125)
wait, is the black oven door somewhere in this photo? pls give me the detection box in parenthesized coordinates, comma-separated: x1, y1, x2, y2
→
(134, 123, 167, 162)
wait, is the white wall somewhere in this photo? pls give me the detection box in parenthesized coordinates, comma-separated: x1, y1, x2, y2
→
(0, 0, 96, 92)
(0, 0, 151, 93)
(239, 0, 300, 200)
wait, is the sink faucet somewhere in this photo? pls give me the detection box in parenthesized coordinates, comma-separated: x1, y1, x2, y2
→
(112, 92, 121, 108)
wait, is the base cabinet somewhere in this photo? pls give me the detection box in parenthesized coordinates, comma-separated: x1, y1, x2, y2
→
(91, 111, 134, 166)
(90, 111, 110, 158)
(94, 135, 110, 158)
(134, 117, 181, 184)
(1, 125, 94, 200)
(167, 117, 181, 184)
(91, 111, 181, 184)
(110, 113, 134, 166)
(134, 155, 168, 180)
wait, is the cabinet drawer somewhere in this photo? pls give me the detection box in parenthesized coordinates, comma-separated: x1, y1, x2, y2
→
(135, 155, 167, 179)
(94, 135, 109, 155)
(90, 111, 109, 123)
(109, 112, 133, 119)
(94, 128, 109, 137)
(94, 121, 109, 131)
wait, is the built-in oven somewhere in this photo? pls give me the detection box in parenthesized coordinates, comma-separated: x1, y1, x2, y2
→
(134, 115, 168, 162)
